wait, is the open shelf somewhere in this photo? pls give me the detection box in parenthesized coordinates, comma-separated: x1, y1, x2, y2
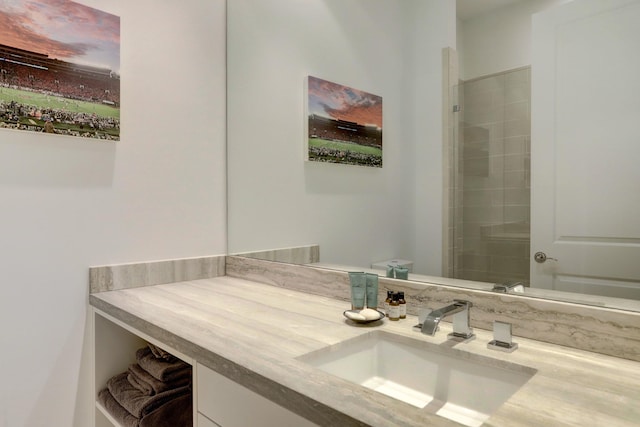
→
(93, 309, 195, 426)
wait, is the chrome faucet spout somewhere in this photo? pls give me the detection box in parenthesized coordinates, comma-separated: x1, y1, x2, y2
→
(492, 281, 526, 293)
(421, 300, 474, 339)
(422, 303, 464, 335)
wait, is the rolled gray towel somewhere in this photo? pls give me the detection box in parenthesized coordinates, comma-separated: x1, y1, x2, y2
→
(128, 363, 191, 396)
(107, 372, 191, 419)
(136, 347, 190, 382)
(97, 388, 139, 427)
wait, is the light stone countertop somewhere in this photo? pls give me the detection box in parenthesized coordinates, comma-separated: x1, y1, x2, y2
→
(90, 276, 640, 427)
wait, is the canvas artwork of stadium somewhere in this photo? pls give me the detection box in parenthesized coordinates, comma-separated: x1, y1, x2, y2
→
(0, 0, 120, 140)
(307, 76, 382, 167)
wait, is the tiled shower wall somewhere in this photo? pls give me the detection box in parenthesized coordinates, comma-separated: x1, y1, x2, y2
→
(453, 67, 531, 285)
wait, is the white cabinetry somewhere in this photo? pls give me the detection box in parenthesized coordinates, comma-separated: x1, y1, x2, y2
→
(197, 363, 318, 427)
(197, 413, 221, 427)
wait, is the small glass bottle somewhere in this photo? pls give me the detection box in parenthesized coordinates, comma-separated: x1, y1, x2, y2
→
(398, 291, 406, 319)
(388, 293, 400, 321)
(384, 290, 393, 317)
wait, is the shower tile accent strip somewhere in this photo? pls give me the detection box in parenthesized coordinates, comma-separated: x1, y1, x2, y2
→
(226, 256, 640, 362)
(90, 255, 226, 293)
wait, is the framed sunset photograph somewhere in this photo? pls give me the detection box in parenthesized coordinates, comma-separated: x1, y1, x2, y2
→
(0, 0, 120, 140)
(306, 76, 382, 167)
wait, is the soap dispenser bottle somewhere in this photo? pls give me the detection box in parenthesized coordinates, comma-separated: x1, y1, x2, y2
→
(384, 290, 393, 316)
(389, 293, 400, 321)
(398, 291, 406, 319)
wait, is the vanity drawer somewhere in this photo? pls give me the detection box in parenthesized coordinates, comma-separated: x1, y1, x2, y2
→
(196, 363, 317, 427)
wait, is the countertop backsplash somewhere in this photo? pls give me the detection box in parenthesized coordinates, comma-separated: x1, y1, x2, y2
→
(226, 255, 640, 362)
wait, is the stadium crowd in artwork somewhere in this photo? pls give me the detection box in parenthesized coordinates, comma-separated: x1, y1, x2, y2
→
(308, 114, 383, 167)
(0, 43, 120, 140)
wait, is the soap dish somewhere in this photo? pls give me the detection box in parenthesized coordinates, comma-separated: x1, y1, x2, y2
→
(343, 309, 385, 324)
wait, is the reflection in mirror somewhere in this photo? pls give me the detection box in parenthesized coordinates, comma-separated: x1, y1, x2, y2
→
(450, 67, 531, 288)
(227, 0, 640, 312)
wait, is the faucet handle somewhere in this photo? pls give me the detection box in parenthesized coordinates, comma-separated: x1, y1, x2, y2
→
(487, 321, 519, 352)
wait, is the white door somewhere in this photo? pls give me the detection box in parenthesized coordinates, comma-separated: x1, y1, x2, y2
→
(530, 0, 640, 299)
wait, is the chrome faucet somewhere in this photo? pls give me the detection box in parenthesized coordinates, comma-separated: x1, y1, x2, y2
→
(420, 300, 475, 339)
(492, 281, 526, 293)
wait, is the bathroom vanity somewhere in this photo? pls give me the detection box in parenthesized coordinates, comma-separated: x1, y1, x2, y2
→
(89, 257, 640, 427)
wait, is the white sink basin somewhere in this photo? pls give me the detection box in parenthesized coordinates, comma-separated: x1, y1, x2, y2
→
(297, 331, 536, 427)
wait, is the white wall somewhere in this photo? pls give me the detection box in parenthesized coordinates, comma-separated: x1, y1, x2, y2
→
(459, 0, 569, 80)
(457, 17, 466, 79)
(227, 0, 455, 273)
(0, 1, 227, 426)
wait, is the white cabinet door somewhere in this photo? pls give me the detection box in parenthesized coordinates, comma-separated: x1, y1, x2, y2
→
(197, 363, 318, 427)
(531, 0, 640, 298)
(198, 413, 220, 427)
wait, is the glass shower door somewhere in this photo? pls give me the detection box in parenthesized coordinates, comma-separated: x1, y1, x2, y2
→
(452, 68, 531, 285)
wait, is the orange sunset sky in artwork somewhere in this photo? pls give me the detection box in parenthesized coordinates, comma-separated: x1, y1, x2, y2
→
(308, 76, 382, 129)
(0, 0, 120, 72)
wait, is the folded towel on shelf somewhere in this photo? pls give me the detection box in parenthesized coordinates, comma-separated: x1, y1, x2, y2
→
(97, 388, 139, 427)
(140, 393, 193, 427)
(136, 347, 191, 382)
(128, 362, 191, 396)
(147, 343, 176, 362)
(107, 372, 191, 419)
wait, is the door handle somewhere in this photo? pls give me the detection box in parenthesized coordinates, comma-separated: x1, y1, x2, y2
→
(534, 251, 558, 263)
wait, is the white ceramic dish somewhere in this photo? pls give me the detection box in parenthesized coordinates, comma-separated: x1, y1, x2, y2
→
(343, 309, 385, 323)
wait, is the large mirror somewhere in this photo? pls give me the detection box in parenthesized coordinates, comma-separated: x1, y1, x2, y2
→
(227, 0, 640, 311)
